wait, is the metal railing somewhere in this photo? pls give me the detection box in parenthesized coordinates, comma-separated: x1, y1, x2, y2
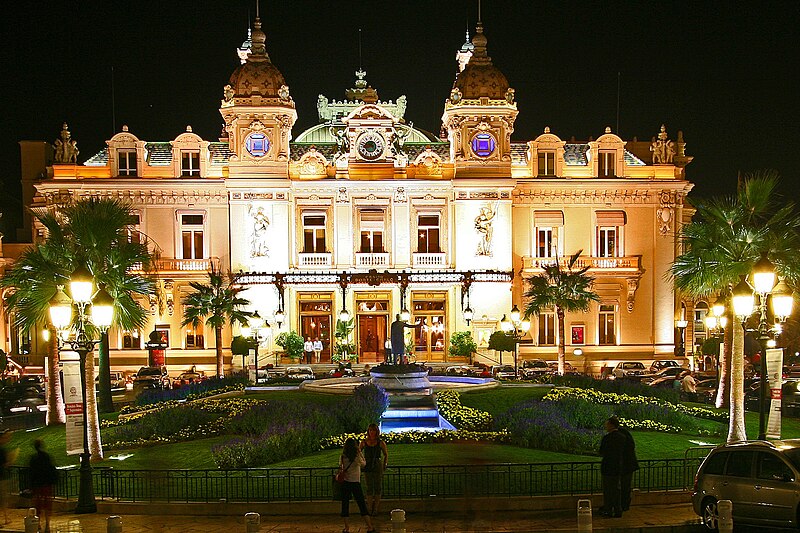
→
(522, 255, 642, 272)
(10, 457, 704, 504)
(412, 253, 447, 268)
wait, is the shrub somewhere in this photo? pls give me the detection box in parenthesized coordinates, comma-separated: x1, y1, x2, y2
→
(546, 374, 681, 402)
(133, 375, 248, 407)
(212, 424, 322, 468)
(275, 331, 305, 360)
(495, 401, 600, 454)
(105, 406, 221, 444)
(338, 384, 388, 432)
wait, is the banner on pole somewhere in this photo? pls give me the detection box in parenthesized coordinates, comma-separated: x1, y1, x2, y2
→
(62, 361, 84, 456)
(766, 348, 784, 440)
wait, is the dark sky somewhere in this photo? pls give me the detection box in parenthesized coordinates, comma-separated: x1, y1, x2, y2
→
(2, 1, 798, 239)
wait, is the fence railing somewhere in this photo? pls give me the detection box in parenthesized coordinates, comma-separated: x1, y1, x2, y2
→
(10, 457, 705, 504)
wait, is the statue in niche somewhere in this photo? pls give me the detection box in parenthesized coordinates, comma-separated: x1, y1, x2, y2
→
(53, 123, 79, 163)
(330, 126, 349, 156)
(474, 202, 498, 256)
(248, 204, 270, 258)
(223, 84, 234, 103)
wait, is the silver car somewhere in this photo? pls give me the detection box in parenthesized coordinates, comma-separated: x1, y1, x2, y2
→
(692, 440, 800, 529)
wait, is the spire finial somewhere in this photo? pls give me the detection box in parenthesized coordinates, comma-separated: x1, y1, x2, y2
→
(248, 3, 268, 61)
(477, 0, 482, 23)
(358, 28, 363, 70)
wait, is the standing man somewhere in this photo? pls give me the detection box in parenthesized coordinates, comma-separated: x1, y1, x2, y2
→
(313, 337, 323, 364)
(599, 416, 626, 518)
(618, 422, 639, 512)
(390, 314, 419, 365)
(303, 336, 314, 364)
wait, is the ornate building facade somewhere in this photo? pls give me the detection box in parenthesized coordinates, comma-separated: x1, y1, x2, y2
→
(3, 18, 694, 374)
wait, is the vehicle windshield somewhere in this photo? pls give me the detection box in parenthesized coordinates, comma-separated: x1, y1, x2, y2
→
(525, 361, 547, 368)
(138, 368, 162, 376)
(624, 362, 645, 369)
(498, 366, 514, 372)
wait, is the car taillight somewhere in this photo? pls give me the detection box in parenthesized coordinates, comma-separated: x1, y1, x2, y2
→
(692, 470, 700, 492)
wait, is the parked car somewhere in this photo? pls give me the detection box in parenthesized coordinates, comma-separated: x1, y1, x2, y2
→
(0, 383, 45, 414)
(611, 361, 647, 379)
(641, 366, 686, 384)
(172, 370, 207, 389)
(745, 379, 800, 415)
(328, 367, 353, 378)
(519, 359, 550, 379)
(133, 366, 170, 391)
(445, 365, 473, 376)
(547, 361, 580, 375)
(285, 366, 315, 380)
(647, 376, 680, 390)
(649, 359, 682, 373)
(95, 371, 130, 390)
(492, 365, 517, 380)
(695, 378, 718, 404)
(692, 440, 800, 529)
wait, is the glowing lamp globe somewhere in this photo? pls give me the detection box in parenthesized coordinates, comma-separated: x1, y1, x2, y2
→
(49, 286, 73, 330)
(69, 264, 94, 304)
(90, 286, 115, 330)
(752, 253, 776, 295)
(732, 277, 755, 318)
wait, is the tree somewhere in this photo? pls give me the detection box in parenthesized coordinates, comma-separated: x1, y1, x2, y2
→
(523, 250, 600, 375)
(671, 172, 800, 443)
(182, 267, 251, 378)
(488, 330, 516, 364)
(1, 198, 154, 459)
(449, 331, 478, 364)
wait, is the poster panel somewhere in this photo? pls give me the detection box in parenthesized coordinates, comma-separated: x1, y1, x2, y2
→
(766, 348, 784, 440)
(62, 360, 84, 456)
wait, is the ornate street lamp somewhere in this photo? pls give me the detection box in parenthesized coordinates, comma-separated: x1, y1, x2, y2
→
(49, 266, 114, 514)
(502, 307, 530, 377)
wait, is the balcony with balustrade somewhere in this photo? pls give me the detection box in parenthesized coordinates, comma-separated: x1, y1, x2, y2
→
(412, 253, 448, 268)
(522, 255, 642, 276)
(298, 253, 333, 269)
(130, 257, 220, 275)
(355, 252, 390, 268)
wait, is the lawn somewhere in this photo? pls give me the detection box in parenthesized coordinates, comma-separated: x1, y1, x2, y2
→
(9, 386, 800, 470)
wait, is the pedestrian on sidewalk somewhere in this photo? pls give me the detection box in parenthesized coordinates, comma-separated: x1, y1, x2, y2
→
(618, 422, 639, 512)
(598, 416, 626, 518)
(360, 423, 388, 516)
(339, 438, 375, 533)
(29, 439, 58, 533)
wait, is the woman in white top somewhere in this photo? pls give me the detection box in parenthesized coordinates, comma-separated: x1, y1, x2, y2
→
(339, 438, 375, 533)
(313, 338, 323, 363)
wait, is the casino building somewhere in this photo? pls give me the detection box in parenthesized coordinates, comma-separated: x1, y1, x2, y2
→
(3, 17, 695, 374)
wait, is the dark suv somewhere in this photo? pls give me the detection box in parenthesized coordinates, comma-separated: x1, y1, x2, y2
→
(692, 440, 800, 529)
(133, 366, 170, 391)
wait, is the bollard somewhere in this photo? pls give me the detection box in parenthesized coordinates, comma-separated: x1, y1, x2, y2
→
(577, 498, 592, 532)
(107, 515, 123, 533)
(717, 499, 733, 533)
(244, 512, 260, 533)
(390, 508, 406, 533)
(24, 508, 39, 533)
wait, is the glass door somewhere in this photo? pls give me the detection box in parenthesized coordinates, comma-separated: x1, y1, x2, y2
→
(411, 295, 447, 362)
(299, 300, 332, 362)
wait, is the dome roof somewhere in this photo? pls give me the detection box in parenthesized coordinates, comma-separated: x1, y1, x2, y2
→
(453, 22, 509, 100)
(227, 18, 287, 99)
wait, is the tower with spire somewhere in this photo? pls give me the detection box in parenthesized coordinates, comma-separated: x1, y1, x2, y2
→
(220, 13, 297, 177)
(442, 21, 517, 177)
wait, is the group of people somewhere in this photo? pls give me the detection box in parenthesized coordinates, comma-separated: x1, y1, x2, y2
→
(598, 416, 639, 518)
(303, 337, 324, 364)
(336, 423, 388, 533)
(1, 432, 58, 532)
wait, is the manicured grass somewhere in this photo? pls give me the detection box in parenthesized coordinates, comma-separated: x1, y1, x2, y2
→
(458, 385, 552, 415)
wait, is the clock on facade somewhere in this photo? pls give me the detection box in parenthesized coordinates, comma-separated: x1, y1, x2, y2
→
(245, 132, 271, 157)
(470, 132, 497, 158)
(356, 132, 385, 160)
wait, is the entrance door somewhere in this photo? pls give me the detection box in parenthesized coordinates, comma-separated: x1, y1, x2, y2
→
(411, 294, 447, 362)
(358, 315, 387, 363)
(299, 300, 332, 362)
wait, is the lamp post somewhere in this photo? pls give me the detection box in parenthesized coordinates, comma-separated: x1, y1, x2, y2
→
(48, 266, 114, 514)
(242, 311, 270, 383)
(500, 305, 531, 377)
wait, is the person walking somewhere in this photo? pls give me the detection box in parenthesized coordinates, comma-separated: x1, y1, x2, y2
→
(338, 438, 375, 533)
(618, 422, 639, 512)
(29, 439, 58, 533)
(304, 337, 314, 364)
(313, 337, 323, 363)
(360, 423, 389, 516)
(599, 416, 626, 518)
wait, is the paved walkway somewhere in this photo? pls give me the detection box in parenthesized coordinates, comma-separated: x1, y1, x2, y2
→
(1, 503, 705, 533)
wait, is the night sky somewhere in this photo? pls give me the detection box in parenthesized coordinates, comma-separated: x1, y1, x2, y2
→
(2, 1, 798, 240)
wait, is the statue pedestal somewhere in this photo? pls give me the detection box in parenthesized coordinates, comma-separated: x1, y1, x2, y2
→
(370, 364, 454, 433)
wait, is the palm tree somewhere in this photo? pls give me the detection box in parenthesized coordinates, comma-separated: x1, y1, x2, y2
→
(182, 267, 251, 378)
(671, 172, 800, 443)
(523, 250, 600, 375)
(1, 198, 154, 452)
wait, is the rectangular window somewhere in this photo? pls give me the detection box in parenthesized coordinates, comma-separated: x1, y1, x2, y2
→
(597, 226, 618, 257)
(181, 151, 201, 176)
(118, 150, 137, 176)
(533, 211, 564, 258)
(126, 213, 141, 245)
(122, 330, 141, 349)
(536, 228, 555, 258)
(598, 304, 616, 345)
(359, 210, 384, 253)
(599, 150, 616, 178)
(537, 151, 556, 176)
(417, 214, 440, 253)
(180, 213, 204, 259)
(302, 214, 326, 253)
(185, 324, 205, 349)
(538, 312, 555, 345)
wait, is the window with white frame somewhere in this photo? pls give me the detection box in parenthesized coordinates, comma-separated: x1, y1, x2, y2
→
(118, 149, 137, 176)
(180, 213, 205, 259)
(181, 150, 201, 176)
(595, 211, 625, 258)
(598, 304, 616, 345)
(538, 150, 556, 177)
(122, 329, 141, 349)
(598, 150, 616, 178)
(538, 312, 555, 345)
(533, 211, 563, 258)
(417, 214, 440, 253)
(302, 213, 327, 253)
(359, 210, 385, 253)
